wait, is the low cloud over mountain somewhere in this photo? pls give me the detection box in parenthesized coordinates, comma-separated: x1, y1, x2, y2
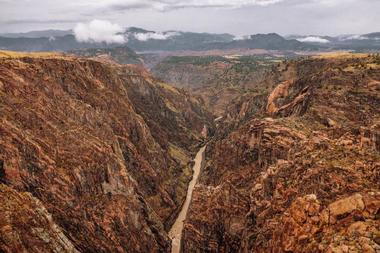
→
(132, 31, 179, 41)
(297, 36, 330, 44)
(73, 20, 125, 44)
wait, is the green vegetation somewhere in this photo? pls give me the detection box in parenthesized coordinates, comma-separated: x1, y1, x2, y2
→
(162, 54, 286, 67)
(0, 50, 62, 58)
(70, 46, 141, 65)
(169, 144, 190, 165)
(163, 55, 227, 66)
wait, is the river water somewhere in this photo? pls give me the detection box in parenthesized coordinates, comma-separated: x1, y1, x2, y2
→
(168, 146, 206, 253)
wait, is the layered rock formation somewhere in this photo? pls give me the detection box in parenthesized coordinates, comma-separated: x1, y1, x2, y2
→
(152, 55, 281, 116)
(1, 51, 379, 253)
(0, 53, 212, 252)
(183, 54, 380, 252)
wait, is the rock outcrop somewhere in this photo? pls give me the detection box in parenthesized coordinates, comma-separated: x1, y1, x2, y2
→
(0, 53, 212, 252)
(183, 54, 380, 252)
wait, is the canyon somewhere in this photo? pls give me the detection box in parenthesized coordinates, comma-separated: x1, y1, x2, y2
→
(0, 51, 380, 253)
(0, 51, 212, 252)
(182, 53, 380, 252)
(169, 146, 206, 253)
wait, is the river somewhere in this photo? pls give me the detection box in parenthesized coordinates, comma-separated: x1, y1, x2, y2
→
(168, 146, 206, 253)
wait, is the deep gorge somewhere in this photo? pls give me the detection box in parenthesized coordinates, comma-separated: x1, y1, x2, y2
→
(0, 52, 380, 253)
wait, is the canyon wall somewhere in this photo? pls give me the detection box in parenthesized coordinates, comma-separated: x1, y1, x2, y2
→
(183, 54, 380, 252)
(0, 54, 212, 252)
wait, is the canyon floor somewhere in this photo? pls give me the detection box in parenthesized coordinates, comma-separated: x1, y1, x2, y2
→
(169, 146, 206, 253)
(0, 51, 380, 253)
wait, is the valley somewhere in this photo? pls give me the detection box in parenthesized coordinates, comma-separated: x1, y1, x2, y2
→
(1, 0, 380, 250)
(169, 146, 206, 253)
(0, 49, 380, 253)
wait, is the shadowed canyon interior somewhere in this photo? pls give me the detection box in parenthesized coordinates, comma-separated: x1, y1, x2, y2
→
(0, 50, 380, 253)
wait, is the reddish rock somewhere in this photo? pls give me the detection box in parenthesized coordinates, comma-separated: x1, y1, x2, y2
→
(183, 55, 380, 253)
(0, 55, 211, 252)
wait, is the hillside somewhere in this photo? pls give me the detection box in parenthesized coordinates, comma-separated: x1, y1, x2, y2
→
(182, 54, 380, 252)
(152, 55, 288, 115)
(69, 46, 142, 65)
(0, 52, 212, 252)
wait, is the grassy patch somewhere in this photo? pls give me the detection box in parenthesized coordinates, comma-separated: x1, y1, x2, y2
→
(157, 82, 180, 94)
(313, 52, 369, 59)
(0, 50, 62, 58)
(169, 143, 190, 165)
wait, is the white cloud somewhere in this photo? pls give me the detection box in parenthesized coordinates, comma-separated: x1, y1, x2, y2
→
(338, 34, 368, 41)
(297, 36, 330, 43)
(73, 19, 126, 44)
(233, 35, 250, 40)
(132, 31, 179, 41)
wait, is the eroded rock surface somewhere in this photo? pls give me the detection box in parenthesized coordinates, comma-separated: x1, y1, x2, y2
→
(183, 55, 380, 252)
(0, 54, 211, 252)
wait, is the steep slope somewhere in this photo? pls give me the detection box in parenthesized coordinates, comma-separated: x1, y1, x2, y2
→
(69, 46, 142, 65)
(152, 55, 285, 115)
(182, 54, 380, 252)
(0, 52, 212, 252)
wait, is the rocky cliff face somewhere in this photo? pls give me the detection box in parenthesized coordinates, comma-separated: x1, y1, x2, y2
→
(183, 54, 380, 252)
(0, 53, 212, 252)
(2, 51, 379, 253)
(152, 55, 282, 116)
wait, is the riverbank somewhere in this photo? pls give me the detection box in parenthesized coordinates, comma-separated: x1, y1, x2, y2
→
(168, 146, 206, 253)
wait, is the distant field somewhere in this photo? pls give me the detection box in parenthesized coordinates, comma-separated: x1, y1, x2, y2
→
(313, 51, 370, 59)
(0, 50, 62, 58)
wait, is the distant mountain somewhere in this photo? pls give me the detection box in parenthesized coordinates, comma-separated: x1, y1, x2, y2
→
(125, 27, 155, 34)
(0, 34, 123, 52)
(207, 33, 318, 51)
(0, 28, 235, 52)
(1, 27, 380, 52)
(123, 30, 317, 52)
(288, 33, 380, 51)
(0, 29, 72, 38)
(364, 32, 380, 39)
(124, 29, 235, 52)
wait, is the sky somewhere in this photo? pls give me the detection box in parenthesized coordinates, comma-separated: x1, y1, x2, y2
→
(1, 0, 380, 36)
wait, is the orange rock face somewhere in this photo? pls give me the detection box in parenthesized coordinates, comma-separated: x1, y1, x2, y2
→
(0, 56, 211, 252)
(1, 53, 380, 253)
(183, 55, 380, 252)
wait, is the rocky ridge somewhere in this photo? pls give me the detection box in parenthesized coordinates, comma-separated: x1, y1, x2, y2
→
(182, 53, 380, 252)
(0, 52, 212, 252)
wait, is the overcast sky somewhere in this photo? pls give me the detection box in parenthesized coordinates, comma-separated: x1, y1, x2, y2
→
(1, 0, 379, 36)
